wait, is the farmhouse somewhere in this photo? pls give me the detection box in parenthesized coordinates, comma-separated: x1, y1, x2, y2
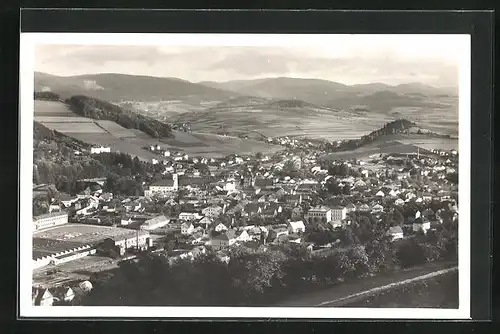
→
(33, 211, 69, 232)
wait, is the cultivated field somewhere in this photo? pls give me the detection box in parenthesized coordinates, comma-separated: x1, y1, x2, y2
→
(34, 99, 282, 159)
(95, 120, 138, 138)
(34, 100, 78, 117)
(39, 122, 107, 134)
(176, 105, 392, 141)
(33, 224, 139, 245)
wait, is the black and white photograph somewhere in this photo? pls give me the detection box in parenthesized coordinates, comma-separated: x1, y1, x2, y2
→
(19, 32, 471, 319)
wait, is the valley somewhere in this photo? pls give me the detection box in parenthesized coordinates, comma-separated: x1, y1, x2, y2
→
(34, 72, 459, 158)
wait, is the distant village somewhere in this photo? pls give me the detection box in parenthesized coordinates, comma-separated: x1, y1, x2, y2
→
(31, 136, 459, 306)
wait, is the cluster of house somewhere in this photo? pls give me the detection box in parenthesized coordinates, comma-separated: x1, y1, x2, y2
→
(32, 281, 93, 306)
(32, 142, 459, 285)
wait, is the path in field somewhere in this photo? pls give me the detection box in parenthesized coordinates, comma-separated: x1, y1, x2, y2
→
(274, 261, 458, 307)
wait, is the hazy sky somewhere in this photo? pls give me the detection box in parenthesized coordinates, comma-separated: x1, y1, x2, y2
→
(34, 35, 465, 87)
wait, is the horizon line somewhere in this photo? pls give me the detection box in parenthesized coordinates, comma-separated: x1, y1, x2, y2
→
(34, 71, 458, 90)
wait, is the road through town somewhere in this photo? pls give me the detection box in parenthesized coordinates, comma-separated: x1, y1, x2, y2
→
(274, 261, 458, 307)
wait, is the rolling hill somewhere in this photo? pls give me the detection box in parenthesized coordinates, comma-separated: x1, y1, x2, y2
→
(198, 77, 458, 111)
(199, 77, 457, 99)
(35, 72, 239, 103)
(173, 97, 392, 141)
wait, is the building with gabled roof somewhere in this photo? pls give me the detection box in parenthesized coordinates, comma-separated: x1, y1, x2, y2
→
(141, 215, 170, 231)
(210, 229, 237, 250)
(288, 220, 305, 234)
(33, 211, 69, 232)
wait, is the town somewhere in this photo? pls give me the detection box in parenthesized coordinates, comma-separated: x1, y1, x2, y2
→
(31, 121, 459, 306)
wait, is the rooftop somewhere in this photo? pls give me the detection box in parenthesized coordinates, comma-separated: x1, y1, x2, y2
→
(143, 215, 169, 226)
(33, 211, 68, 221)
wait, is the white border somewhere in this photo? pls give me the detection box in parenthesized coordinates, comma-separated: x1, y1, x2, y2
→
(19, 33, 471, 319)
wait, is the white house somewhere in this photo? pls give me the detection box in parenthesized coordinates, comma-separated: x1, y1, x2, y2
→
(389, 189, 399, 197)
(90, 146, 111, 154)
(141, 215, 170, 230)
(394, 198, 405, 206)
(178, 212, 202, 221)
(287, 220, 305, 234)
(387, 226, 404, 241)
(215, 223, 228, 232)
(120, 216, 132, 226)
(181, 222, 195, 235)
(371, 204, 384, 214)
(331, 206, 347, 221)
(358, 203, 370, 212)
(236, 230, 252, 242)
(375, 190, 385, 197)
(201, 205, 223, 218)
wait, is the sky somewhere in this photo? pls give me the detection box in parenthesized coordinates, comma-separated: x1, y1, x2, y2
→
(34, 34, 466, 87)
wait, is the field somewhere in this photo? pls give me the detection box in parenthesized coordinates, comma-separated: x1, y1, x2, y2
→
(34, 99, 282, 159)
(388, 104, 458, 137)
(342, 270, 459, 308)
(34, 100, 79, 117)
(323, 133, 458, 160)
(176, 105, 390, 141)
(33, 224, 139, 245)
(95, 120, 138, 138)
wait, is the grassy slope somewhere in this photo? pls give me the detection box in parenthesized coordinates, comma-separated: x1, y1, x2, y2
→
(342, 270, 459, 308)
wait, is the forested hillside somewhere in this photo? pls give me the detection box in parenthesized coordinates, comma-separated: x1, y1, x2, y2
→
(32, 122, 163, 215)
(65, 95, 173, 138)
